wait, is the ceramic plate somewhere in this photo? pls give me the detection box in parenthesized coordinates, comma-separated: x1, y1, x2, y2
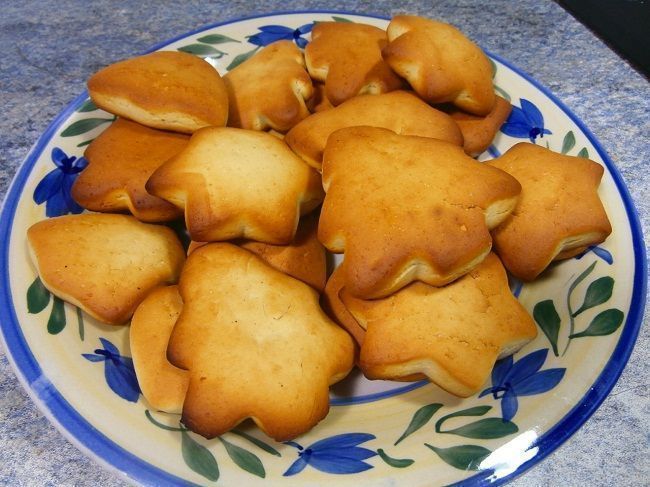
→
(0, 11, 646, 487)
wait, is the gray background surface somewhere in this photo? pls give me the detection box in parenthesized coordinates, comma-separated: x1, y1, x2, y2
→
(1, 1, 648, 485)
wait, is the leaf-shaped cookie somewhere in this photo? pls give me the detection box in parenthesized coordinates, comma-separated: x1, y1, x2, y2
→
(319, 126, 521, 299)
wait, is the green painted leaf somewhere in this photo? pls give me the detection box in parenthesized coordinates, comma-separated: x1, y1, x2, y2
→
(570, 308, 624, 338)
(231, 430, 281, 456)
(76, 139, 94, 147)
(77, 99, 98, 112)
(332, 16, 353, 22)
(27, 277, 50, 313)
(377, 449, 414, 468)
(573, 276, 614, 316)
(227, 47, 259, 71)
(533, 299, 561, 356)
(561, 131, 576, 154)
(60, 117, 112, 137)
(489, 58, 497, 78)
(181, 430, 219, 481)
(395, 403, 443, 445)
(494, 84, 511, 102)
(47, 296, 66, 334)
(577, 147, 589, 158)
(144, 410, 187, 432)
(76, 307, 85, 341)
(425, 444, 492, 471)
(197, 33, 240, 44)
(220, 438, 265, 478)
(434, 406, 491, 433)
(178, 44, 225, 57)
(439, 418, 518, 439)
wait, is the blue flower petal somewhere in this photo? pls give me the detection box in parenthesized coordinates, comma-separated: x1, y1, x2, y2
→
(82, 353, 105, 362)
(491, 355, 513, 386)
(501, 387, 518, 421)
(478, 386, 496, 398)
(34, 169, 65, 203)
(309, 433, 376, 450)
(99, 337, 121, 357)
(295, 37, 308, 49)
(51, 147, 69, 168)
(71, 156, 89, 172)
(62, 174, 83, 214)
(520, 99, 544, 128)
(283, 455, 309, 476)
(504, 105, 530, 126)
(506, 349, 548, 386)
(592, 246, 613, 264)
(104, 357, 141, 402)
(258, 25, 294, 34)
(247, 31, 290, 46)
(45, 187, 71, 217)
(501, 121, 534, 138)
(297, 23, 314, 34)
(313, 447, 377, 462)
(308, 455, 374, 474)
(513, 368, 566, 396)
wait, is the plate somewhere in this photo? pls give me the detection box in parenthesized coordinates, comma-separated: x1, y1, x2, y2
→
(0, 11, 646, 486)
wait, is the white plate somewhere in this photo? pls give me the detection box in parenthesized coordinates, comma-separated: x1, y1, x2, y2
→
(0, 11, 646, 486)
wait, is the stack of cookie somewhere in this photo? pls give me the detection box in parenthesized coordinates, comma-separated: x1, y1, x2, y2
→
(26, 15, 612, 441)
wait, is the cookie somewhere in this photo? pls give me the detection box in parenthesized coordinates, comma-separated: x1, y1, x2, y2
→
(305, 22, 403, 106)
(27, 214, 186, 325)
(322, 262, 366, 346)
(146, 127, 324, 244)
(488, 143, 612, 280)
(88, 51, 228, 133)
(223, 41, 313, 131)
(319, 126, 521, 298)
(167, 243, 355, 440)
(306, 82, 334, 113)
(383, 15, 495, 115)
(341, 253, 537, 396)
(71, 118, 187, 222)
(285, 90, 463, 170)
(446, 95, 512, 157)
(130, 285, 188, 413)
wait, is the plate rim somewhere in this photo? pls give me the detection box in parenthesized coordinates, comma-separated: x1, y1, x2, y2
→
(0, 9, 646, 487)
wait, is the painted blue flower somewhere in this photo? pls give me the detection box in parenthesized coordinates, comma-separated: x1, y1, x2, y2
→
(247, 23, 314, 48)
(575, 245, 613, 265)
(501, 98, 552, 143)
(284, 433, 377, 476)
(83, 337, 141, 402)
(33, 147, 87, 217)
(479, 349, 565, 421)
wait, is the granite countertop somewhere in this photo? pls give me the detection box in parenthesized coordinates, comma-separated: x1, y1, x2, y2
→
(1, 1, 648, 485)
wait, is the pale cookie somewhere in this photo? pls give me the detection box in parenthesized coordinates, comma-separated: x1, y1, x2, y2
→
(305, 22, 403, 106)
(27, 214, 185, 325)
(224, 41, 313, 132)
(88, 51, 228, 133)
(383, 15, 495, 115)
(167, 243, 355, 441)
(488, 143, 612, 281)
(322, 262, 366, 346)
(285, 90, 463, 170)
(319, 126, 521, 299)
(72, 118, 187, 222)
(341, 253, 537, 396)
(146, 127, 324, 244)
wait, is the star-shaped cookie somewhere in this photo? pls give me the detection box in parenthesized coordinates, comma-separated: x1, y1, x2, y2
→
(382, 15, 495, 115)
(167, 243, 355, 440)
(305, 21, 404, 106)
(146, 127, 324, 244)
(340, 253, 538, 396)
(319, 126, 521, 298)
(223, 40, 313, 131)
(488, 143, 612, 280)
(72, 118, 187, 222)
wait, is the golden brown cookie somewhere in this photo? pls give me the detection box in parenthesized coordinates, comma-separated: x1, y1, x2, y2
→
(305, 22, 404, 106)
(383, 15, 495, 115)
(322, 262, 365, 346)
(27, 214, 186, 325)
(446, 95, 512, 157)
(285, 90, 463, 170)
(130, 285, 188, 413)
(146, 127, 324, 244)
(223, 41, 313, 131)
(306, 82, 334, 113)
(167, 243, 355, 441)
(319, 126, 521, 299)
(341, 253, 537, 396)
(488, 143, 612, 281)
(88, 51, 228, 133)
(71, 118, 187, 222)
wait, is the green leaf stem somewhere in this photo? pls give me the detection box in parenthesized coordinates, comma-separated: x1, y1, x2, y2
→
(394, 403, 443, 445)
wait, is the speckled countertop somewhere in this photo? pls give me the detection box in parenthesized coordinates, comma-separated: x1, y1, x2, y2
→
(1, 1, 648, 485)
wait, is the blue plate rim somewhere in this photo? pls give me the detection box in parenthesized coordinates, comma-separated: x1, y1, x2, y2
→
(0, 9, 646, 486)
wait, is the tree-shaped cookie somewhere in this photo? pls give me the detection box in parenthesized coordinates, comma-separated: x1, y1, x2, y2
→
(146, 127, 324, 244)
(341, 253, 538, 396)
(167, 243, 355, 440)
(72, 118, 187, 222)
(489, 143, 612, 280)
(319, 126, 521, 299)
(383, 15, 495, 115)
(305, 22, 404, 106)
(224, 40, 313, 131)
